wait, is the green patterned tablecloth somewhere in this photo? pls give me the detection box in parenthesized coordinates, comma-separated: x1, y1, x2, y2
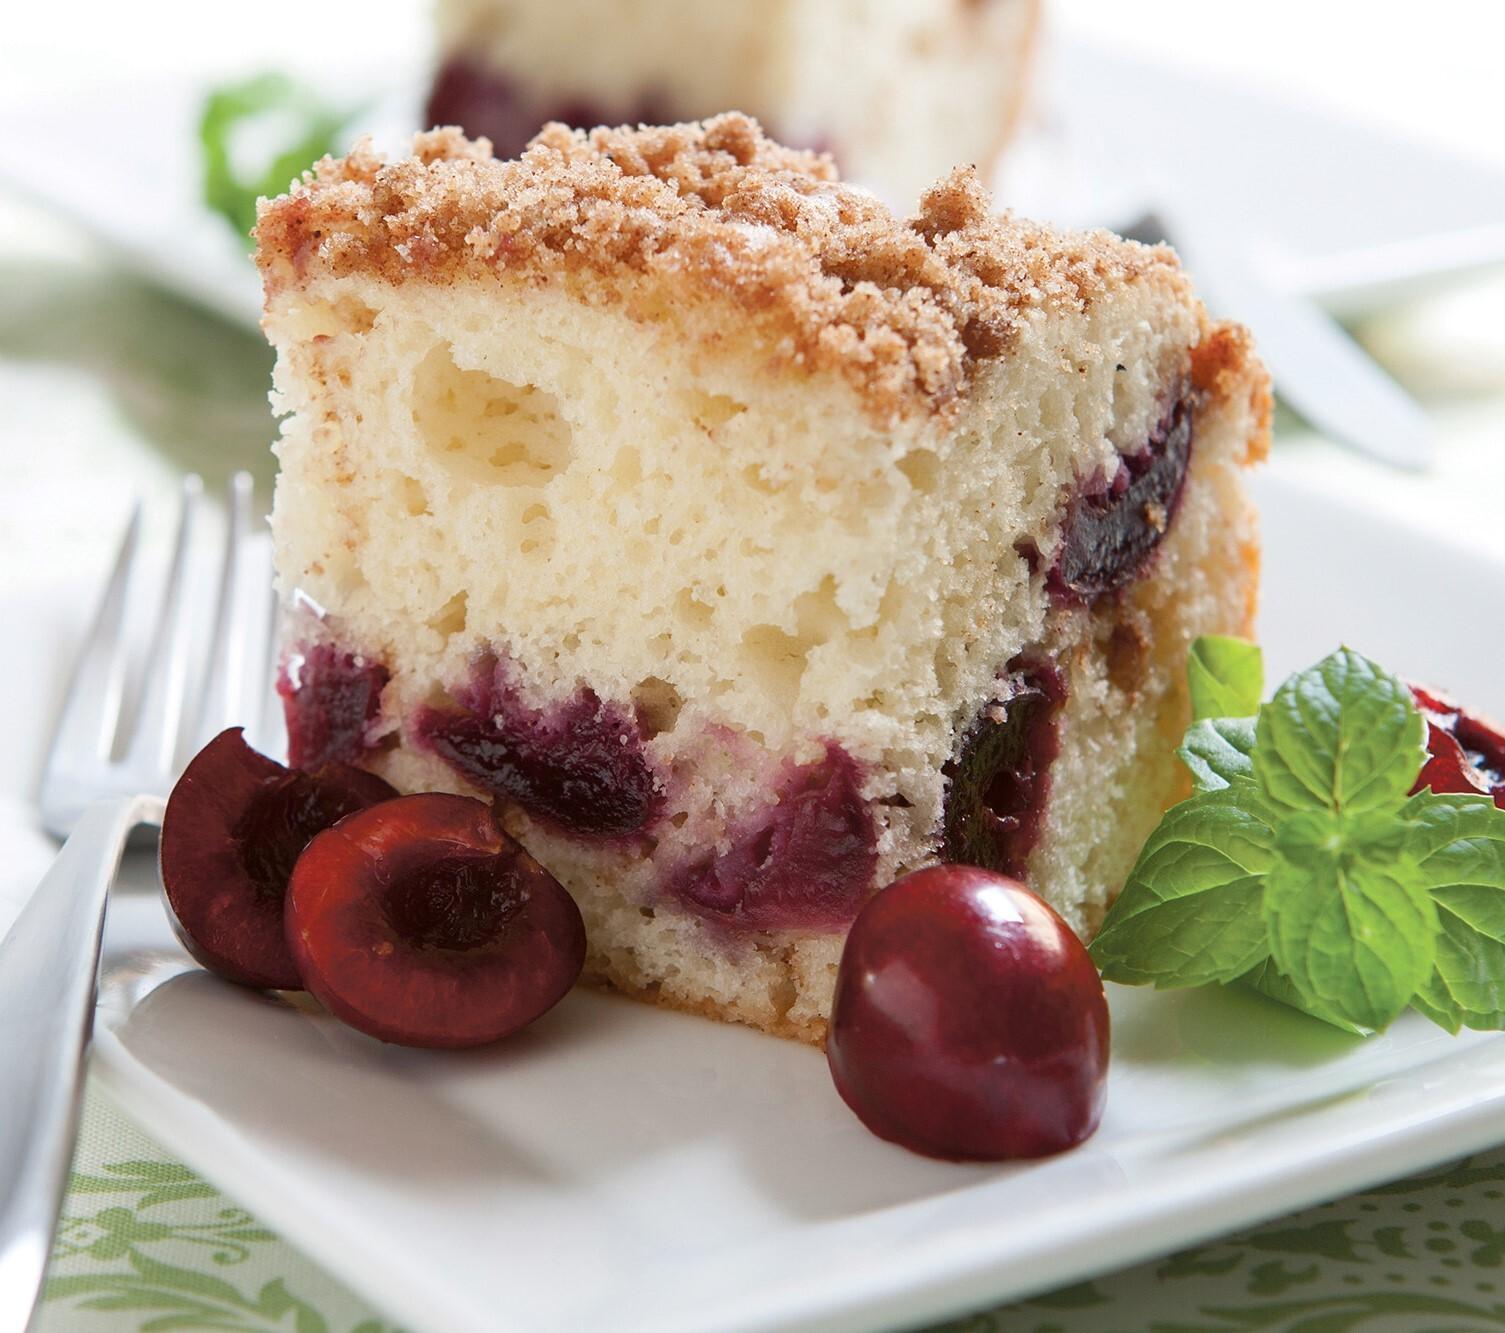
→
(40, 1083, 1505, 1333)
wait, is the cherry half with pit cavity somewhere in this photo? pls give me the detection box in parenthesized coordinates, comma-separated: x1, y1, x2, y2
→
(159, 728, 397, 990)
(286, 793, 586, 1048)
(1410, 683, 1505, 807)
(827, 865, 1109, 1161)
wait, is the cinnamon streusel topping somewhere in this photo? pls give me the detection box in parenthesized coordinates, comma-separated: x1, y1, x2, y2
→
(255, 113, 1191, 422)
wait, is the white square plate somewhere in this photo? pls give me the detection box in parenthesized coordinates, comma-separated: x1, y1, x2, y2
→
(46, 463, 1505, 1332)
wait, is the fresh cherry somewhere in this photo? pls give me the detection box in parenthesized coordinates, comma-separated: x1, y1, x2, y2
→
(1046, 389, 1194, 602)
(667, 745, 877, 931)
(827, 865, 1109, 1161)
(285, 793, 586, 1047)
(415, 657, 663, 839)
(942, 659, 1065, 878)
(278, 643, 390, 771)
(159, 728, 397, 989)
(1410, 683, 1505, 808)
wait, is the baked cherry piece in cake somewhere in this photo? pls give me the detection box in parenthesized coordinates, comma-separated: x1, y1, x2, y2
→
(424, 0, 1042, 206)
(256, 114, 1269, 1043)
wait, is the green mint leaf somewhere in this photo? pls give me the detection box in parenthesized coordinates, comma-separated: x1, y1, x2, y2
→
(1253, 647, 1427, 815)
(1180, 716, 1257, 792)
(1405, 792, 1505, 1030)
(200, 73, 352, 247)
(1090, 787, 1276, 988)
(1239, 958, 1371, 1035)
(1263, 808, 1437, 1031)
(1188, 635, 1263, 721)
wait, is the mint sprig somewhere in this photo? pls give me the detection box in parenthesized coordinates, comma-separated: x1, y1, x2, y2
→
(200, 73, 354, 248)
(1091, 639, 1505, 1036)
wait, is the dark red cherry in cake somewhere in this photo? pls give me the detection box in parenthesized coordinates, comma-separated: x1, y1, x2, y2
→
(286, 793, 586, 1047)
(827, 865, 1109, 1161)
(942, 659, 1065, 880)
(1410, 683, 1505, 808)
(278, 643, 390, 771)
(1047, 388, 1194, 602)
(159, 728, 397, 990)
(669, 745, 877, 930)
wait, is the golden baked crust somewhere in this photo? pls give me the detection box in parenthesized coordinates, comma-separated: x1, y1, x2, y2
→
(255, 113, 1193, 425)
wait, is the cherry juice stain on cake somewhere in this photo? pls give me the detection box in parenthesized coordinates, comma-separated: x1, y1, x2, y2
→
(426, 60, 675, 161)
(941, 657, 1066, 879)
(668, 744, 877, 932)
(415, 654, 664, 839)
(278, 644, 391, 770)
(1043, 386, 1195, 604)
(1410, 683, 1505, 807)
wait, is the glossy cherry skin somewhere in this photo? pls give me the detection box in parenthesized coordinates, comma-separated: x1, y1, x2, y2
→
(827, 866, 1109, 1161)
(159, 728, 397, 989)
(286, 793, 586, 1048)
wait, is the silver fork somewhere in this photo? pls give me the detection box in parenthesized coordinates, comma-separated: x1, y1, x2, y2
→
(0, 471, 276, 1333)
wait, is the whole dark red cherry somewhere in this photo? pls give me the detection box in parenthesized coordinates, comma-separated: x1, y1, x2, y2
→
(159, 728, 398, 989)
(827, 865, 1109, 1161)
(285, 793, 586, 1048)
(1409, 683, 1505, 808)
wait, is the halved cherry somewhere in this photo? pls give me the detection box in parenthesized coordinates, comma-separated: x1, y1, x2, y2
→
(285, 794, 586, 1048)
(1410, 683, 1505, 808)
(159, 728, 397, 989)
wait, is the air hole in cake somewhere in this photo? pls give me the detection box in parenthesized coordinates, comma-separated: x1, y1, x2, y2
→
(412, 343, 573, 487)
(401, 476, 430, 517)
(278, 643, 391, 770)
(610, 447, 642, 487)
(414, 653, 665, 839)
(689, 392, 748, 433)
(632, 676, 684, 739)
(426, 591, 468, 640)
(666, 744, 877, 931)
(896, 449, 941, 494)
(1045, 385, 1195, 602)
(740, 624, 812, 707)
(674, 589, 714, 629)
(281, 296, 378, 340)
(742, 464, 784, 496)
(941, 657, 1067, 879)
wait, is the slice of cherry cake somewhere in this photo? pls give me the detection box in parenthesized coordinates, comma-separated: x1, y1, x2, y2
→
(425, 0, 1041, 207)
(256, 115, 1269, 1044)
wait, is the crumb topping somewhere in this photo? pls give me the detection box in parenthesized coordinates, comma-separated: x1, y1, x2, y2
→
(256, 114, 1195, 421)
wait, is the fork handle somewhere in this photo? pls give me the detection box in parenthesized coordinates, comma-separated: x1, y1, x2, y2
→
(0, 795, 156, 1333)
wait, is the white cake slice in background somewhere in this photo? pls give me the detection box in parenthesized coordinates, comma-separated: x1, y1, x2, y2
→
(256, 115, 1268, 1043)
(424, 0, 1042, 206)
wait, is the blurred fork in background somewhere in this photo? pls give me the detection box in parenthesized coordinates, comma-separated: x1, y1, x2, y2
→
(1119, 208, 1437, 472)
(0, 472, 277, 1333)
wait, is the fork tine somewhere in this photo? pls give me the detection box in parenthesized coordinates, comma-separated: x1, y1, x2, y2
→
(124, 475, 203, 772)
(42, 501, 141, 780)
(188, 472, 256, 756)
(248, 570, 286, 761)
